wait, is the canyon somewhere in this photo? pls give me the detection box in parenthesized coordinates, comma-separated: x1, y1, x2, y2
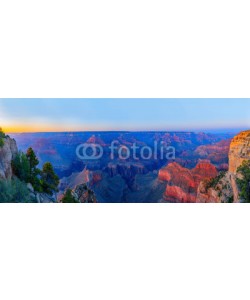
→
(158, 130, 250, 203)
(2, 129, 249, 203)
(0, 134, 95, 203)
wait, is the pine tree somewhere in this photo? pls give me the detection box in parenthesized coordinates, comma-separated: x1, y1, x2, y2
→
(26, 147, 40, 186)
(61, 189, 78, 203)
(41, 162, 59, 195)
(12, 152, 30, 182)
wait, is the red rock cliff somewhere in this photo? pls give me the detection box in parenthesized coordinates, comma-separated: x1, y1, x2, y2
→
(197, 130, 250, 203)
(159, 160, 218, 203)
(229, 130, 250, 173)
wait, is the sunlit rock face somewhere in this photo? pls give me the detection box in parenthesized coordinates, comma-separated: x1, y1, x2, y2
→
(229, 130, 250, 174)
(159, 160, 218, 203)
(197, 131, 250, 203)
(0, 137, 18, 180)
(165, 185, 196, 203)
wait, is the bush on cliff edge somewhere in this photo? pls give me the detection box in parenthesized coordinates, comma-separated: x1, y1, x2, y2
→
(0, 127, 6, 147)
(12, 149, 59, 195)
(0, 177, 35, 203)
(237, 160, 250, 202)
(61, 189, 78, 203)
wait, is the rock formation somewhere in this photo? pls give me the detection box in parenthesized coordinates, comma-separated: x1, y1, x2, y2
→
(0, 135, 59, 203)
(86, 135, 106, 146)
(196, 172, 234, 203)
(229, 130, 250, 173)
(195, 139, 231, 167)
(72, 183, 97, 203)
(59, 166, 90, 192)
(0, 136, 18, 180)
(159, 160, 218, 202)
(106, 162, 146, 178)
(58, 183, 97, 203)
(197, 130, 250, 203)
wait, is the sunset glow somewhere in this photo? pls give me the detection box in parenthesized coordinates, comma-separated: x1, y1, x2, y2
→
(1, 98, 250, 133)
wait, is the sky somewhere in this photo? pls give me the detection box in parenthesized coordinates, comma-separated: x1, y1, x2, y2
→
(0, 98, 250, 133)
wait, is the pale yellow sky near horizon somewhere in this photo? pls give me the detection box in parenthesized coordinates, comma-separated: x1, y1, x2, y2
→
(1, 98, 250, 133)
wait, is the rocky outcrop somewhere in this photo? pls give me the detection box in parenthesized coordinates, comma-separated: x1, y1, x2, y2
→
(26, 177, 58, 203)
(58, 183, 97, 203)
(229, 130, 250, 173)
(196, 172, 234, 203)
(165, 185, 196, 203)
(72, 184, 97, 203)
(192, 160, 218, 184)
(195, 139, 231, 166)
(106, 162, 146, 178)
(0, 136, 18, 180)
(197, 181, 221, 203)
(159, 162, 196, 193)
(36, 193, 57, 203)
(59, 167, 90, 192)
(197, 130, 250, 203)
(159, 160, 218, 203)
(0, 136, 60, 203)
(86, 135, 106, 146)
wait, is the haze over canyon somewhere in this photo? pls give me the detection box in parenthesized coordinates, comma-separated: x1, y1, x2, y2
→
(3, 129, 247, 203)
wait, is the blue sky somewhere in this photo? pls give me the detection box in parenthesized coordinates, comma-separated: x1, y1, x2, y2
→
(0, 98, 249, 132)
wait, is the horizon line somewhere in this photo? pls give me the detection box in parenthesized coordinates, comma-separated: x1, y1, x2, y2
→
(6, 128, 247, 135)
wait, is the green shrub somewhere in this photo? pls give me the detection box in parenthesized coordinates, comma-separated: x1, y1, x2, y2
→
(61, 189, 78, 203)
(0, 127, 6, 147)
(12, 152, 30, 182)
(12, 148, 43, 192)
(236, 160, 250, 202)
(11, 147, 59, 196)
(0, 177, 35, 203)
(204, 171, 226, 192)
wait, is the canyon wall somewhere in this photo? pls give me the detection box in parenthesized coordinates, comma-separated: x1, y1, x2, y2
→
(159, 130, 250, 203)
(0, 136, 18, 180)
(229, 130, 250, 173)
(197, 130, 250, 203)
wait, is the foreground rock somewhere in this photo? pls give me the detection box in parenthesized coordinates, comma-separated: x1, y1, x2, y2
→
(196, 172, 235, 203)
(26, 179, 58, 203)
(0, 136, 18, 180)
(58, 183, 97, 203)
(0, 136, 59, 203)
(72, 184, 97, 203)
